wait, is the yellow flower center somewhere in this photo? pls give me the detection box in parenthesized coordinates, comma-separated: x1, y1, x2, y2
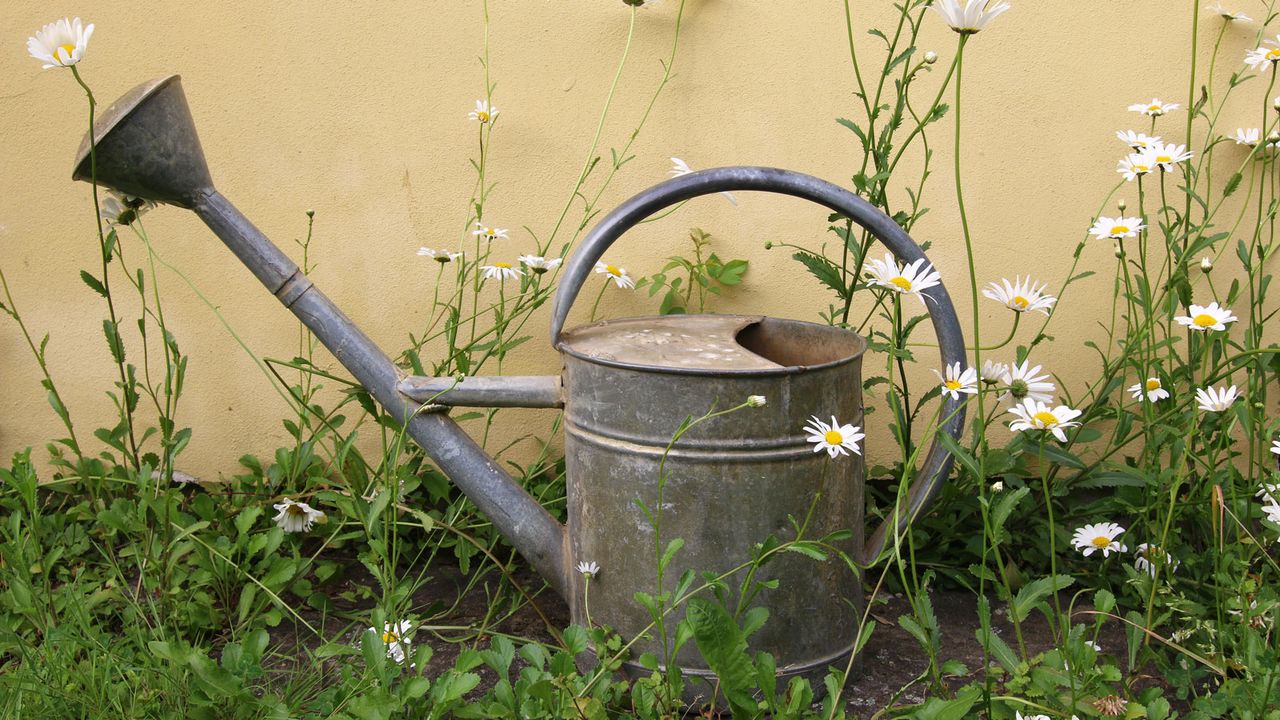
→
(606, 264, 622, 277)
(56, 43, 76, 62)
(1111, 225, 1130, 235)
(1156, 155, 1172, 164)
(1147, 104, 1162, 112)
(494, 262, 513, 269)
(823, 430, 844, 445)
(1091, 536, 1112, 548)
(889, 276, 913, 291)
(1133, 165, 1151, 174)
(1033, 411, 1059, 427)
(382, 631, 398, 643)
(1268, 48, 1280, 60)
(286, 505, 305, 517)
(1012, 295, 1030, 309)
(1145, 379, 1161, 391)
(1192, 313, 1218, 327)
(476, 111, 490, 122)
(945, 380, 963, 390)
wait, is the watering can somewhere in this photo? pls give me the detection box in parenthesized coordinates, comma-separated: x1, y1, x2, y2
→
(72, 76, 968, 699)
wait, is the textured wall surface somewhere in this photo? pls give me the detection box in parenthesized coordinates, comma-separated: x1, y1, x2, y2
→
(0, 2, 1266, 478)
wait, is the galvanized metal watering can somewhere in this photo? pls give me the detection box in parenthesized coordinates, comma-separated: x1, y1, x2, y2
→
(72, 76, 968, 696)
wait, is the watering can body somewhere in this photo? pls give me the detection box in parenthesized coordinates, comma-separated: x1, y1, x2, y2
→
(72, 75, 968, 704)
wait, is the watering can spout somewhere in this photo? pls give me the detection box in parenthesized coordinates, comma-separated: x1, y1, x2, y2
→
(71, 76, 570, 597)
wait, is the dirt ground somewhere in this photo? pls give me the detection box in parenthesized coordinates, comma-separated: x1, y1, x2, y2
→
(294, 560, 1130, 718)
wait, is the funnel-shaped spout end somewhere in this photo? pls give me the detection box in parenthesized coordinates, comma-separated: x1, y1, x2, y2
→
(72, 75, 213, 208)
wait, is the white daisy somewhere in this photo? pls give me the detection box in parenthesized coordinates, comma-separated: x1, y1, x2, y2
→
(1234, 128, 1261, 147)
(472, 222, 509, 241)
(864, 252, 942, 300)
(927, 0, 1012, 34)
(374, 620, 413, 664)
(803, 415, 865, 458)
(1015, 713, 1050, 720)
(518, 255, 562, 274)
(1089, 215, 1146, 240)
(27, 17, 94, 69)
(1263, 500, 1280, 524)
(1116, 130, 1161, 151)
(272, 498, 325, 533)
(1128, 377, 1170, 402)
(980, 359, 1009, 386)
(480, 262, 523, 281)
(1245, 36, 1280, 72)
(1128, 98, 1180, 116)
(1148, 141, 1194, 171)
(982, 276, 1056, 314)
(998, 361, 1056, 404)
(1134, 543, 1178, 578)
(1117, 153, 1157, 182)
(1207, 3, 1251, 21)
(1174, 302, 1238, 331)
(668, 157, 737, 205)
(746, 395, 767, 407)
(1271, 438, 1280, 458)
(576, 560, 600, 578)
(1195, 385, 1240, 413)
(468, 99, 498, 123)
(934, 362, 978, 400)
(99, 190, 154, 227)
(1007, 398, 1081, 443)
(417, 247, 462, 263)
(1071, 522, 1128, 557)
(594, 261, 635, 289)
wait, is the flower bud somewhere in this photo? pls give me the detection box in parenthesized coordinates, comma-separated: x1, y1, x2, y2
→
(1268, 130, 1280, 145)
(1200, 256, 1213, 273)
(747, 395, 767, 408)
(924, 51, 938, 64)
(990, 481, 1004, 492)
(1114, 244, 1124, 258)
(306, 209, 315, 218)
(1273, 96, 1280, 112)
(764, 241, 774, 250)
(1117, 198, 1127, 212)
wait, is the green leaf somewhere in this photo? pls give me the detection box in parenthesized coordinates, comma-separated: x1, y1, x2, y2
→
(686, 598, 759, 718)
(80, 270, 108, 298)
(1011, 574, 1073, 623)
(791, 251, 848, 299)
(911, 685, 981, 720)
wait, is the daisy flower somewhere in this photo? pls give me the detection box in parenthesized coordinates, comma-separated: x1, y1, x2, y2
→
(472, 222, 509, 241)
(27, 17, 94, 69)
(982, 276, 1056, 314)
(480, 262, 523, 281)
(1174, 302, 1238, 331)
(1071, 522, 1127, 557)
(1148, 141, 1194, 171)
(99, 190, 153, 227)
(669, 157, 737, 205)
(746, 395, 767, 407)
(1128, 377, 1170, 402)
(1245, 36, 1280, 72)
(1207, 3, 1250, 21)
(1134, 543, 1177, 578)
(576, 561, 600, 578)
(1015, 714, 1049, 720)
(1116, 130, 1161, 151)
(374, 620, 413, 664)
(1195, 385, 1240, 413)
(927, 0, 1012, 34)
(934, 362, 978, 400)
(417, 247, 462, 263)
(1128, 98, 1179, 116)
(468, 99, 498, 123)
(1271, 438, 1280, 457)
(1234, 128, 1261, 147)
(864, 252, 942, 300)
(272, 498, 325, 533)
(1263, 500, 1280, 524)
(803, 415, 865, 458)
(1264, 483, 1280, 506)
(1007, 398, 1081, 443)
(980, 359, 1009, 386)
(998, 361, 1056, 404)
(519, 255, 562, 274)
(594, 261, 635, 289)
(1089, 216, 1145, 240)
(1117, 154, 1157, 182)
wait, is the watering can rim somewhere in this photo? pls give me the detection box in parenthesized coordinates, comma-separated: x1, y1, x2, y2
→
(557, 312, 868, 377)
(72, 74, 182, 182)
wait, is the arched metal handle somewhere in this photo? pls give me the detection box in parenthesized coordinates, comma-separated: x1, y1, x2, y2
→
(550, 166, 968, 566)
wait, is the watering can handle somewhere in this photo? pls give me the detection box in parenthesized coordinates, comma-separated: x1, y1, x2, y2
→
(550, 166, 968, 566)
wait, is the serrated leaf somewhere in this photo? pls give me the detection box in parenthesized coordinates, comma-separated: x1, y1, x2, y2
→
(1011, 574, 1073, 623)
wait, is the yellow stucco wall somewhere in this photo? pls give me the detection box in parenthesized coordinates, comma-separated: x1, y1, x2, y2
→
(0, 2, 1267, 479)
